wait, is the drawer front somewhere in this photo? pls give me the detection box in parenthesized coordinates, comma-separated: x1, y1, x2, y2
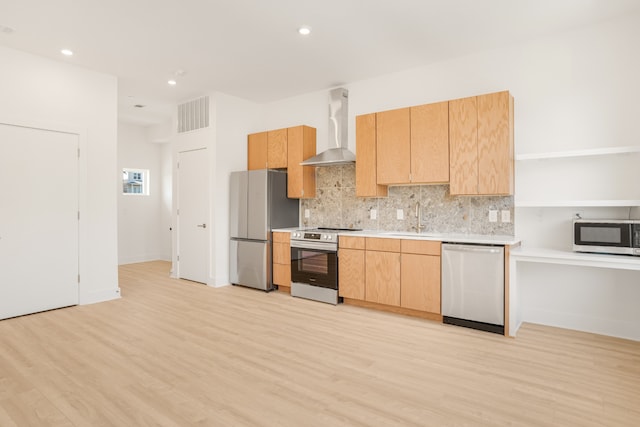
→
(366, 237, 401, 252)
(273, 231, 290, 244)
(339, 236, 366, 250)
(401, 239, 441, 255)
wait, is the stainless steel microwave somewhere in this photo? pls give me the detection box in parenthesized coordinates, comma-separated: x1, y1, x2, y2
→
(573, 219, 640, 256)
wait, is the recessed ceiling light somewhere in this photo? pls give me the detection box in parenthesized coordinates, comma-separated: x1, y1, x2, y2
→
(61, 49, 73, 56)
(168, 79, 177, 86)
(298, 26, 311, 36)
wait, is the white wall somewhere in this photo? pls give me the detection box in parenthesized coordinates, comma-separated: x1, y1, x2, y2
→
(211, 93, 262, 286)
(117, 122, 171, 264)
(0, 46, 119, 305)
(170, 92, 261, 286)
(254, 12, 640, 339)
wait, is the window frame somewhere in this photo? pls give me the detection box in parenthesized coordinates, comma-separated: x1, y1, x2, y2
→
(122, 168, 150, 196)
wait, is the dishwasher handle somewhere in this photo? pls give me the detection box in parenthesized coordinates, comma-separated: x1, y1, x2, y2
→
(442, 244, 503, 254)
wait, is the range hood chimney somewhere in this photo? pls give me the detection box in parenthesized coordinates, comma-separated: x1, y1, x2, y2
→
(300, 88, 355, 166)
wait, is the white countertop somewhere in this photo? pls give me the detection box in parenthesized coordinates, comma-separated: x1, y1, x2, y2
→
(273, 228, 520, 245)
(510, 247, 640, 270)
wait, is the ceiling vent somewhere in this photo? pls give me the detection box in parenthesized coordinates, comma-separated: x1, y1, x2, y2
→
(178, 96, 210, 133)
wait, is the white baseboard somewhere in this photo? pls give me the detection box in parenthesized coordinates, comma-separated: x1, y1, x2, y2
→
(118, 254, 171, 265)
(80, 287, 121, 305)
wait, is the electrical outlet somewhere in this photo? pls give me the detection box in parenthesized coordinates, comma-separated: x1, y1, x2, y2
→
(397, 209, 404, 220)
(501, 210, 511, 223)
(304, 209, 310, 219)
(489, 210, 498, 223)
(370, 209, 377, 220)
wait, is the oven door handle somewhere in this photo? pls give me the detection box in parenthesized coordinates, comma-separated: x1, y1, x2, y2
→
(290, 240, 338, 251)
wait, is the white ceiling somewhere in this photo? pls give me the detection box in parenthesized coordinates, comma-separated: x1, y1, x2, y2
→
(2, 0, 640, 125)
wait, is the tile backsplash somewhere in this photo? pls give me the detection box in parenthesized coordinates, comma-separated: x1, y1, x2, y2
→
(300, 164, 514, 235)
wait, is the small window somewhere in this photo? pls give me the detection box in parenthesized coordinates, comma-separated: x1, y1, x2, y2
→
(122, 168, 149, 195)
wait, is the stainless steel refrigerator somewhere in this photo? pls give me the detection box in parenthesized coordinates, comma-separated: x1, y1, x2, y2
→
(229, 169, 299, 291)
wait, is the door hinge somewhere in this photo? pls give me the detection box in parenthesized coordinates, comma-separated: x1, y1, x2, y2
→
(177, 255, 180, 261)
(177, 208, 179, 215)
(77, 211, 80, 220)
(177, 162, 180, 169)
(77, 274, 80, 283)
(77, 148, 80, 158)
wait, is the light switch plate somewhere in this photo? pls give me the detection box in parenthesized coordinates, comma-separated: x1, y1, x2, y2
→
(397, 209, 404, 220)
(304, 209, 310, 219)
(489, 210, 498, 223)
(370, 209, 377, 220)
(501, 210, 511, 223)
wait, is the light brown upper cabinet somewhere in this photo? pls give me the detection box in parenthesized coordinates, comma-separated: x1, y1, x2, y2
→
(247, 131, 268, 170)
(287, 125, 316, 199)
(355, 113, 388, 197)
(449, 91, 514, 195)
(374, 101, 449, 186)
(247, 128, 288, 170)
(410, 101, 449, 183)
(376, 107, 411, 185)
(267, 128, 288, 169)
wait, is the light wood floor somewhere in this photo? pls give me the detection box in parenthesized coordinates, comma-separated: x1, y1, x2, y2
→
(1, 261, 639, 426)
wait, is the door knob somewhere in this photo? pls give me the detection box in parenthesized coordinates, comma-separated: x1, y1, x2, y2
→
(197, 224, 207, 228)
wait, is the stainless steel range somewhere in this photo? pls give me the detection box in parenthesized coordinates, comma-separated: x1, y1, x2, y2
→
(290, 227, 361, 304)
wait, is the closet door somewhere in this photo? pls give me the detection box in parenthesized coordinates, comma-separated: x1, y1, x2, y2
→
(0, 123, 79, 320)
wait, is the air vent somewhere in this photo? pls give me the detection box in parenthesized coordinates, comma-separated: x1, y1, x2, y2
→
(178, 96, 210, 133)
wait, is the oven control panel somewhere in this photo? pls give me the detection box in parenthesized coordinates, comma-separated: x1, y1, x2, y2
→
(291, 231, 336, 241)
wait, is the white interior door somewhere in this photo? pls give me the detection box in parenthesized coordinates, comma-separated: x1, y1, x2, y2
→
(177, 148, 209, 283)
(0, 123, 79, 320)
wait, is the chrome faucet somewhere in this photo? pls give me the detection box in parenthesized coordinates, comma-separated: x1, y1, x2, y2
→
(412, 202, 426, 233)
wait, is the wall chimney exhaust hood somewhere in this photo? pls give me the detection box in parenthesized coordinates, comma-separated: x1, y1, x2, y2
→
(300, 88, 355, 166)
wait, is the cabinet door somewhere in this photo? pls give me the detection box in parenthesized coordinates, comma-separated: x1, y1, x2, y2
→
(411, 101, 449, 183)
(267, 128, 288, 169)
(248, 132, 268, 170)
(287, 126, 316, 199)
(376, 108, 411, 184)
(401, 254, 441, 313)
(272, 232, 291, 288)
(478, 91, 514, 195)
(449, 96, 478, 195)
(272, 241, 290, 264)
(273, 264, 291, 288)
(355, 113, 387, 197)
(338, 248, 365, 300)
(365, 251, 400, 306)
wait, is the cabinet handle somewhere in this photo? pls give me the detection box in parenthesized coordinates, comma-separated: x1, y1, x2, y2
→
(197, 224, 207, 228)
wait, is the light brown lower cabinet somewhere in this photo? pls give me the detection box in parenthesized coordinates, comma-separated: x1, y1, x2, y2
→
(365, 250, 401, 306)
(272, 232, 291, 292)
(338, 237, 441, 315)
(364, 238, 401, 307)
(338, 248, 365, 300)
(400, 240, 441, 314)
(401, 254, 440, 313)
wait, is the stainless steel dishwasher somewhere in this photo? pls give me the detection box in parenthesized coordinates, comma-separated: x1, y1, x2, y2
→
(441, 243, 505, 334)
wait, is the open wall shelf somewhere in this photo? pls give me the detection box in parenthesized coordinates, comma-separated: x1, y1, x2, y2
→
(515, 145, 640, 161)
(515, 200, 640, 208)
